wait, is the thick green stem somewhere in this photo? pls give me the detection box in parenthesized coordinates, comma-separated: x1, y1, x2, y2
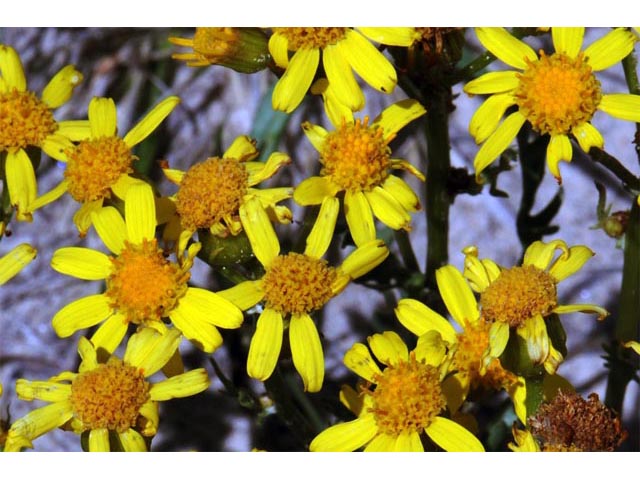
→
(424, 91, 452, 296)
(605, 200, 640, 414)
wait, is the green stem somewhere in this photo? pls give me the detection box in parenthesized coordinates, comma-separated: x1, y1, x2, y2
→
(424, 90, 452, 297)
(621, 46, 640, 167)
(588, 147, 640, 191)
(605, 200, 640, 415)
(394, 229, 420, 273)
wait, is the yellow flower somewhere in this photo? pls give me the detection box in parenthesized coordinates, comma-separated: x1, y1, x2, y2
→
(218, 196, 389, 392)
(33, 95, 180, 235)
(169, 27, 269, 73)
(4, 328, 210, 452)
(309, 331, 484, 452)
(162, 135, 292, 239)
(395, 265, 522, 415)
(463, 240, 609, 375)
(269, 27, 420, 113)
(0, 243, 37, 285)
(50, 182, 243, 354)
(464, 27, 639, 182)
(293, 99, 426, 246)
(0, 44, 85, 221)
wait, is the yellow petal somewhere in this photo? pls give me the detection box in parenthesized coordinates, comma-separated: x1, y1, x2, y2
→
(364, 432, 399, 452)
(42, 65, 83, 108)
(56, 120, 92, 142)
(624, 341, 640, 355)
(488, 321, 510, 359)
(339, 239, 389, 279)
(4, 401, 74, 451)
(89, 428, 110, 452)
(549, 245, 594, 281)
(118, 428, 147, 452)
(394, 298, 457, 343)
(572, 121, 604, 152)
(415, 330, 448, 367)
(323, 44, 365, 110)
(88, 97, 117, 138)
(30, 180, 69, 213)
(239, 197, 280, 268)
(124, 327, 182, 376)
(372, 99, 426, 143)
(149, 368, 210, 401)
(343, 342, 382, 383)
(301, 121, 328, 152)
(91, 205, 126, 255)
(177, 287, 244, 329)
(272, 48, 319, 113)
(344, 190, 376, 247)
(599, 94, 640, 123)
(464, 71, 520, 95)
(41, 133, 75, 162)
(50, 247, 111, 280)
(125, 182, 156, 244)
(77, 336, 98, 371)
(474, 111, 526, 181)
(584, 28, 636, 71)
(268, 31, 289, 68)
(74, 199, 103, 235)
(368, 331, 408, 366)
(90, 313, 128, 354)
(551, 27, 584, 57)
(469, 93, 516, 143)
(6, 149, 37, 221)
(309, 415, 378, 452)
(553, 303, 609, 321)
(247, 308, 283, 381)
(436, 265, 479, 328)
(357, 27, 419, 47)
(52, 294, 112, 338)
(393, 431, 423, 452)
(304, 196, 339, 259)
(0, 243, 37, 286)
(15, 379, 71, 403)
(311, 78, 355, 127)
(293, 175, 340, 205)
(523, 239, 569, 270)
(162, 167, 185, 185)
(246, 151, 291, 185)
(223, 134, 259, 161)
(364, 186, 411, 230)
(0, 45, 26, 91)
(111, 174, 147, 201)
(340, 29, 397, 94)
(476, 27, 537, 69)
(546, 133, 573, 181)
(426, 416, 485, 452)
(381, 175, 421, 213)
(462, 250, 500, 293)
(518, 314, 549, 365)
(217, 280, 265, 311)
(289, 313, 324, 392)
(123, 96, 180, 147)
(138, 401, 159, 436)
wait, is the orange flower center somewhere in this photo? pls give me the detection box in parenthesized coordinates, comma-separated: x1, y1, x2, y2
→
(106, 239, 189, 324)
(64, 136, 134, 202)
(70, 358, 149, 433)
(261, 252, 337, 315)
(366, 353, 445, 436)
(175, 156, 249, 231)
(274, 27, 348, 50)
(0, 89, 57, 152)
(321, 117, 390, 192)
(514, 52, 602, 136)
(480, 265, 557, 328)
(193, 27, 239, 59)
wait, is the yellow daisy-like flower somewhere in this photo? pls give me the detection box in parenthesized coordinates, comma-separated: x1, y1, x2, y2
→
(269, 27, 420, 113)
(395, 265, 521, 415)
(293, 99, 426, 246)
(4, 328, 210, 452)
(218, 196, 389, 392)
(34, 95, 180, 235)
(0, 44, 85, 221)
(309, 331, 485, 452)
(463, 240, 609, 375)
(0, 243, 37, 285)
(162, 135, 292, 239)
(464, 27, 640, 182)
(50, 182, 243, 354)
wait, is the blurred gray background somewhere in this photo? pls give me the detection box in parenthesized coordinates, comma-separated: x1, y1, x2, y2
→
(0, 27, 637, 451)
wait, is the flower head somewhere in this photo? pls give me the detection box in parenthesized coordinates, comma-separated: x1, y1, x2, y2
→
(218, 196, 389, 392)
(162, 135, 291, 239)
(4, 328, 210, 452)
(0, 243, 37, 285)
(309, 331, 484, 451)
(464, 27, 640, 182)
(33, 95, 180, 235)
(169, 27, 270, 73)
(0, 44, 85, 221)
(269, 27, 420, 113)
(293, 99, 426, 246)
(50, 182, 243, 354)
(463, 240, 608, 375)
